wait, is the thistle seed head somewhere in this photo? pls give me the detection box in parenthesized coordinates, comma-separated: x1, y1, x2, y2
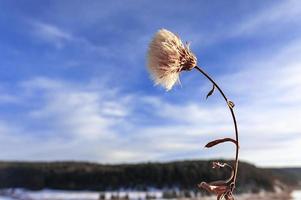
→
(147, 29, 197, 90)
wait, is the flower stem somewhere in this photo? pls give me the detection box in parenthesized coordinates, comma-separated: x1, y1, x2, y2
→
(194, 66, 239, 190)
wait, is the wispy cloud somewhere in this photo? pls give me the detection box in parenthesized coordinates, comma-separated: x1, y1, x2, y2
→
(31, 21, 73, 48)
(0, 77, 132, 161)
(30, 21, 112, 56)
(23, 77, 129, 139)
(189, 0, 301, 47)
(228, 0, 301, 37)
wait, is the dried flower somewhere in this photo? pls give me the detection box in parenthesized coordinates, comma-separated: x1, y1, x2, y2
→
(147, 29, 240, 200)
(147, 29, 197, 90)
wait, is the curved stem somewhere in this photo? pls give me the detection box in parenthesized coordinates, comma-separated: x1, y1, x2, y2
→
(194, 66, 239, 190)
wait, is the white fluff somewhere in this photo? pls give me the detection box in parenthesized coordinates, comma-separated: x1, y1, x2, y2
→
(147, 29, 197, 90)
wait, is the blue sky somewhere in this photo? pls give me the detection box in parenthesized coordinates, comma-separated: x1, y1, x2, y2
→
(0, 0, 301, 167)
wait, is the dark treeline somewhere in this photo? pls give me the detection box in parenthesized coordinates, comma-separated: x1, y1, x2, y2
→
(0, 160, 300, 193)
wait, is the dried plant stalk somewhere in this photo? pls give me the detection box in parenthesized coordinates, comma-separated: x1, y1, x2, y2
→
(147, 29, 240, 200)
(195, 66, 239, 200)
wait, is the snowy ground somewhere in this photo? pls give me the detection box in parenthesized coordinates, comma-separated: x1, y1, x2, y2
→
(292, 190, 301, 200)
(0, 189, 163, 200)
(0, 189, 298, 200)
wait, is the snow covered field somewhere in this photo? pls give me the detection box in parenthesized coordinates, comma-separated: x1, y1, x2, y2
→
(0, 189, 99, 200)
(0, 189, 299, 200)
(292, 190, 301, 200)
(0, 189, 163, 200)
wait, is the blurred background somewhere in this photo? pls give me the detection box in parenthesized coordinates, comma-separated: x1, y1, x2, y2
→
(0, 0, 300, 199)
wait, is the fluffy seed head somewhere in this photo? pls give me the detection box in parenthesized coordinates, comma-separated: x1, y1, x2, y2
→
(147, 29, 197, 90)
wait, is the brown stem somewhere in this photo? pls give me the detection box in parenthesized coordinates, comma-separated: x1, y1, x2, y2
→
(194, 66, 239, 190)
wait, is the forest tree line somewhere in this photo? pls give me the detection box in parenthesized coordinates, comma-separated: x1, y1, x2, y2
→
(0, 160, 300, 193)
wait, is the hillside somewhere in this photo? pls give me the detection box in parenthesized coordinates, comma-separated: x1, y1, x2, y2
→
(268, 167, 301, 187)
(0, 160, 299, 193)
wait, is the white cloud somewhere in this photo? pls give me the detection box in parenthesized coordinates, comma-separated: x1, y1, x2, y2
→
(23, 77, 129, 140)
(0, 77, 134, 162)
(30, 21, 111, 56)
(31, 22, 73, 48)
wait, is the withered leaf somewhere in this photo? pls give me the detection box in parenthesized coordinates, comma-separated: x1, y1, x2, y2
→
(206, 84, 215, 99)
(205, 138, 237, 148)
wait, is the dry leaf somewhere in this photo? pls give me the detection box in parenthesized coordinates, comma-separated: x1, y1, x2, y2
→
(206, 84, 215, 99)
(205, 138, 237, 148)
